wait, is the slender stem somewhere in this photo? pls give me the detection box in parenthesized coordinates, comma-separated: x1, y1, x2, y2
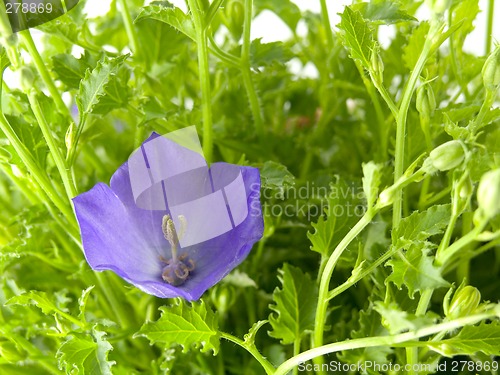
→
(18, 30, 70, 118)
(220, 332, 275, 375)
(0, 113, 74, 221)
(187, 0, 214, 163)
(95, 272, 135, 329)
(241, 0, 264, 137)
(469, 89, 495, 134)
(312, 210, 376, 371)
(319, 0, 334, 49)
(117, 0, 140, 56)
(456, 211, 473, 282)
(371, 78, 398, 118)
(393, 22, 437, 229)
(275, 310, 499, 375)
(355, 62, 387, 160)
(485, 0, 494, 55)
(27, 92, 78, 199)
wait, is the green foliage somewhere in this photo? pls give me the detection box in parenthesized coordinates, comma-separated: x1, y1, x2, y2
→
(136, 299, 220, 354)
(428, 322, 500, 357)
(337, 6, 375, 68)
(268, 264, 318, 344)
(57, 329, 115, 374)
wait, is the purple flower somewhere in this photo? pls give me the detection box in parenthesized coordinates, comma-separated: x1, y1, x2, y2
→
(73, 131, 263, 300)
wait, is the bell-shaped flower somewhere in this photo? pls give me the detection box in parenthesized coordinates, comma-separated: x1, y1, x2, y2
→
(73, 129, 263, 300)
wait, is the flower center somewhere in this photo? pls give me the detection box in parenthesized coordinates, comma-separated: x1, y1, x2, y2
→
(160, 215, 195, 285)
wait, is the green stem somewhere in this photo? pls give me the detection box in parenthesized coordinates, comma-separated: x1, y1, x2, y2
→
(435, 219, 487, 267)
(27, 92, 78, 199)
(117, 0, 140, 56)
(319, 0, 334, 49)
(275, 310, 499, 375)
(0, 113, 74, 221)
(220, 332, 275, 375)
(355, 62, 387, 160)
(95, 272, 135, 329)
(241, 0, 264, 137)
(18, 30, 70, 118)
(485, 0, 494, 55)
(469, 89, 495, 134)
(187, 0, 214, 163)
(456, 211, 473, 282)
(293, 337, 301, 375)
(393, 22, 437, 229)
(312, 210, 376, 371)
(371, 77, 398, 118)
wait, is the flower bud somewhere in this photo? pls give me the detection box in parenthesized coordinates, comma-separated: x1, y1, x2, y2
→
(482, 46, 500, 91)
(427, 140, 465, 171)
(416, 83, 436, 118)
(477, 169, 500, 219)
(65, 123, 76, 152)
(225, 0, 244, 40)
(445, 285, 481, 319)
(370, 49, 384, 82)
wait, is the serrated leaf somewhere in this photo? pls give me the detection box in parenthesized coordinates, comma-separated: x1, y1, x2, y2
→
(392, 205, 451, 248)
(386, 243, 449, 297)
(308, 179, 362, 258)
(78, 286, 95, 322)
(403, 21, 430, 70)
(427, 321, 500, 357)
(91, 66, 131, 115)
(135, 4, 195, 41)
(76, 55, 129, 118)
(337, 6, 375, 68)
(136, 299, 219, 354)
(6, 290, 58, 315)
(51, 53, 95, 90)
(374, 301, 436, 334)
(250, 39, 294, 67)
(362, 161, 382, 208)
(244, 320, 268, 345)
(269, 264, 318, 345)
(353, 0, 416, 25)
(57, 330, 115, 374)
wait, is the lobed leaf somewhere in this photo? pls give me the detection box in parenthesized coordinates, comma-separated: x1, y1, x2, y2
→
(135, 4, 195, 41)
(268, 264, 318, 344)
(135, 299, 219, 354)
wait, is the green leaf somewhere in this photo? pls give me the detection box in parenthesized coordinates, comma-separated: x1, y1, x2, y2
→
(7, 290, 60, 315)
(391, 204, 451, 248)
(135, 4, 195, 41)
(51, 52, 95, 90)
(386, 243, 449, 298)
(373, 301, 436, 334)
(268, 264, 318, 344)
(451, 0, 479, 51)
(91, 66, 131, 115)
(427, 321, 500, 357)
(353, 0, 416, 25)
(76, 54, 129, 118)
(0, 47, 10, 74)
(403, 21, 430, 70)
(260, 161, 295, 191)
(362, 161, 382, 208)
(308, 179, 362, 258)
(250, 39, 294, 67)
(337, 6, 375, 68)
(78, 286, 95, 322)
(135, 299, 219, 354)
(57, 329, 115, 374)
